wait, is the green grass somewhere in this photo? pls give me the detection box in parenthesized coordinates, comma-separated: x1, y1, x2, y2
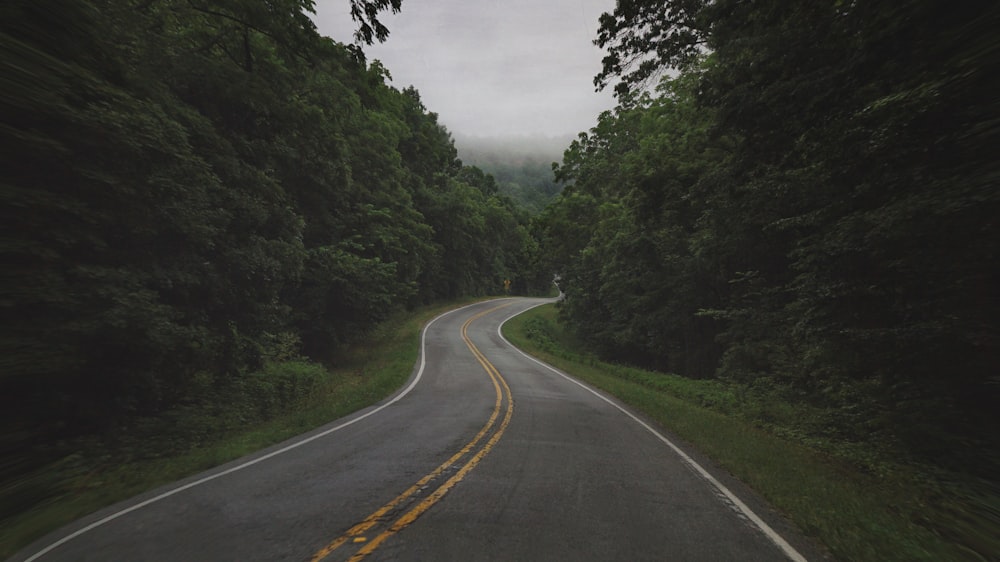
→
(503, 304, 997, 562)
(1, 297, 487, 560)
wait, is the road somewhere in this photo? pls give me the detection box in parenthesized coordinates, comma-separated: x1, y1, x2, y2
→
(14, 298, 821, 561)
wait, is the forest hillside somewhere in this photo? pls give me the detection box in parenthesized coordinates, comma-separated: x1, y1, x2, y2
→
(1, 0, 551, 510)
(455, 134, 568, 214)
(540, 1, 998, 484)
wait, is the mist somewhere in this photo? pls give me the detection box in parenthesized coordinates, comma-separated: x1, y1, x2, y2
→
(453, 133, 575, 169)
(310, 0, 616, 139)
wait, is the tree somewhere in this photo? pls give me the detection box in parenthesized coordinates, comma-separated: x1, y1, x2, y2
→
(560, 0, 999, 472)
(349, 0, 402, 45)
(594, 0, 708, 96)
(1, 0, 547, 466)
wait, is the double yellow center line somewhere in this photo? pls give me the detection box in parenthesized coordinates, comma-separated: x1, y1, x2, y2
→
(311, 303, 515, 561)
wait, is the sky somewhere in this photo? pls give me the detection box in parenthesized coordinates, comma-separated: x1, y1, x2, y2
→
(310, 0, 618, 139)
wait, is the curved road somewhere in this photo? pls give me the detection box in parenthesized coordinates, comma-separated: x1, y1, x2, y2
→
(15, 298, 822, 561)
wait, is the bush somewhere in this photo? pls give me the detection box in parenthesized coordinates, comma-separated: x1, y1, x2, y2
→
(245, 361, 331, 420)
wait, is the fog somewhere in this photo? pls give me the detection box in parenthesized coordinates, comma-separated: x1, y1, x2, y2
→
(453, 132, 574, 169)
(310, 0, 617, 140)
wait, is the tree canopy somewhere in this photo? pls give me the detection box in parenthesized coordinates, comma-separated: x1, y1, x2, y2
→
(1, 0, 549, 463)
(544, 0, 999, 482)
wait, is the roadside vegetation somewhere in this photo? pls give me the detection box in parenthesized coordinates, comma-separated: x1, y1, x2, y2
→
(0, 298, 483, 559)
(503, 304, 998, 562)
(3, 1, 553, 556)
(535, 3, 996, 560)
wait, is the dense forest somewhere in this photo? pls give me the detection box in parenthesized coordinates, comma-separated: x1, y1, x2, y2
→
(1, 0, 551, 494)
(540, 0, 998, 476)
(455, 134, 568, 214)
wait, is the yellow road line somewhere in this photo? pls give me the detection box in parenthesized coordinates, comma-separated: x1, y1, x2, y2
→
(311, 302, 515, 562)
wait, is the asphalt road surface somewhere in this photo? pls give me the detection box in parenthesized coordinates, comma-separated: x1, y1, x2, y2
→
(15, 298, 823, 562)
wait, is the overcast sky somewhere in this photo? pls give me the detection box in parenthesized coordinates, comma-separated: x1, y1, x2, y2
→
(310, 0, 617, 139)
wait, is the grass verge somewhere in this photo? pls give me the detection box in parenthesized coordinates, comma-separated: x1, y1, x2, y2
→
(1, 297, 488, 560)
(502, 303, 997, 562)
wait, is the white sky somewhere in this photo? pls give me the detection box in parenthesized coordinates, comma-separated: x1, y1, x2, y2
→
(310, 0, 617, 138)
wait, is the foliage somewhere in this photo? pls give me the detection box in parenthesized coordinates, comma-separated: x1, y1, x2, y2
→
(543, 0, 1000, 519)
(0, 0, 551, 528)
(505, 304, 1000, 561)
(0, 298, 483, 559)
(456, 134, 569, 214)
(349, 0, 402, 45)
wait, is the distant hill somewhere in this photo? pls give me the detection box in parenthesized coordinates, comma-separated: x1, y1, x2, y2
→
(453, 134, 573, 214)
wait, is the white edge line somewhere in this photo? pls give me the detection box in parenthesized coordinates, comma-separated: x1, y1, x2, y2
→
(496, 302, 808, 562)
(23, 300, 494, 562)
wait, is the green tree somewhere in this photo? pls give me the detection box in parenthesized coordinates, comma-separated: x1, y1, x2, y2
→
(570, 0, 999, 471)
(2, 0, 548, 475)
(544, 76, 726, 375)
